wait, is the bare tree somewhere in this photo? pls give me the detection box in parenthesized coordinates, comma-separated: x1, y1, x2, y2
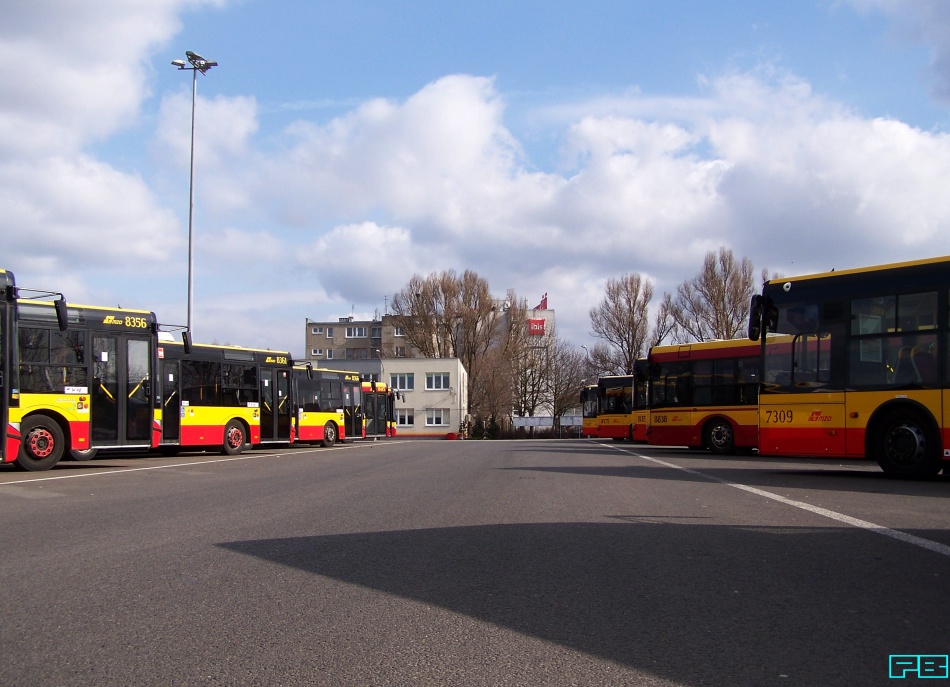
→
(391, 270, 502, 404)
(470, 345, 513, 423)
(649, 292, 676, 348)
(589, 273, 654, 374)
(548, 336, 587, 425)
(670, 247, 757, 342)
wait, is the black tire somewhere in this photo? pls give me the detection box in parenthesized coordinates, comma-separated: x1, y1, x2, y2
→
(705, 418, 735, 455)
(322, 422, 338, 448)
(222, 420, 246, 456)
(68, 448, 98, 461)
(15, 416, 65, 471)
(873, 408, 941, 479)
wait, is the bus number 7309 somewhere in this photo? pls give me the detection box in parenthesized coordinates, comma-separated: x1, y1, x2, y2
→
(765, 409, 794, 424)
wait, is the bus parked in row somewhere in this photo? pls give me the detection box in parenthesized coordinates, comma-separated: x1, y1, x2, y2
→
(646, 338, 760, 454)
(361, 380, 397, 438)
(579, 384, 599, 438)
(157, 340, 295, 456)
(596, 361, 649, 442)
(293, 364, 362, 446)
(1, 269, 69, 466)
(11, 294, 156, 470)
(749, 255, 950, 478)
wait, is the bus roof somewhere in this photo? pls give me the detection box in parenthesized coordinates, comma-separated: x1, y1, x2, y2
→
(16, 299, 158, 332)
(650, 338, 760, 360)
(764, 255, 950, 287)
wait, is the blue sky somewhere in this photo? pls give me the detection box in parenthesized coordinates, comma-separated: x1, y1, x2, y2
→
(4, 0, 950, 355)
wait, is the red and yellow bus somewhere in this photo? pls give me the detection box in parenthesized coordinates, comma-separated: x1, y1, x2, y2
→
(157, 340, 293, 455)
(597, 361, 649, 442)
(292, 365, 361, 446)
(12, 297, 158, 470)
(749, 255, 950, 478)
(0, 269, 13, 462)
(647, 338, 760, 454)
(579, 383, 600, 437)
(361, 380, 396, 437)
(1, 270, 70, 466)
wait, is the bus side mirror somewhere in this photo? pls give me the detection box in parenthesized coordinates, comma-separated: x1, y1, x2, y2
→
(182, 330, 192, 354)
(54, 298, 69, 331)
(748, 295, 762, 341)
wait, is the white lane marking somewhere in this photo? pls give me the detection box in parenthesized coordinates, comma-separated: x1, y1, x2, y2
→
(615, 446, 950, 558)
(1, 444, 360, 484)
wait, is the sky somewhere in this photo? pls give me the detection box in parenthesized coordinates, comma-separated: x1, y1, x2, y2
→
(4, 0, 950, 357)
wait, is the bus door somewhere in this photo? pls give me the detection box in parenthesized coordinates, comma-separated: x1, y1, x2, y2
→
(260, 367, 292, 442)
(375, 392, 390, 437)
(161, 359, 181, 444)
(364, 390, 379, 436)
(343, 382, 360, 438)
(91, 334, 153, 447)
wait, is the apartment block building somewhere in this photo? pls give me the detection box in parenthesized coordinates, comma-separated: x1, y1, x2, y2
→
(304, 313, 420, 364)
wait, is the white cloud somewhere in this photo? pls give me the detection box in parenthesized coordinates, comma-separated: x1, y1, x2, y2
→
(0, 0, 208, 303)
(295, 222, 420, 301)
(0, 0, 198, 154)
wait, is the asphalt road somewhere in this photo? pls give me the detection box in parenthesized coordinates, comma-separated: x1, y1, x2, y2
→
(1, 439, 949, 686)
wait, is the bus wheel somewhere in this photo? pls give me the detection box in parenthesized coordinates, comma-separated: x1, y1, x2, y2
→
(705, 419, 735, 455)
(15, 416, 65, 471)
(68, 448, 98, 461)
(222, 420, 246, 456)
(322, 422, 337, 448)
(873, 409, 941, 479)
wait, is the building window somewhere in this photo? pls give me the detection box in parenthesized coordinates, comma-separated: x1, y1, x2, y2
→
(326, 327, 334, 338)
(426, 373, 450, 390)
(371, 326, 382, 338)
(311, 349, 324, 357)
(311, 326, 324, 335)
(397, 409, 414, 426)
(394, 326, 406, 337)
(394, 346, 406, 358)
(346, 348, 369, 359)
(391, 373, 414, 391)
(426, 408, 449, 426)
(326, 349, 334, 360)
(346, 326, 368, 338)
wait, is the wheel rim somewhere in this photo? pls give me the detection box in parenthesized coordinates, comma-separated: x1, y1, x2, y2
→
(226, 425, 244, 449)
(326, 425, 336, 442)
(709, 423, 733, 451)
(26, 428, 56, 459)
(885, 422, 926, 467)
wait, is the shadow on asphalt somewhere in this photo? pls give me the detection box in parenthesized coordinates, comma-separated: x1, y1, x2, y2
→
(221, 521, 950, 686)
(505, 441, 950, 498)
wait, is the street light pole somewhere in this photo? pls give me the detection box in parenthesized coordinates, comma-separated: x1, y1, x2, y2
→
(171, 51, 218, 337)
(374, 348, 384, 385)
